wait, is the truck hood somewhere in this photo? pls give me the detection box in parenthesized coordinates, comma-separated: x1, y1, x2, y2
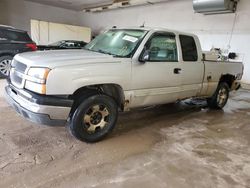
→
(14, 49, 119, 68)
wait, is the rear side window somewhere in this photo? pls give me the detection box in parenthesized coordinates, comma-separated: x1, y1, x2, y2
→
(179, 35, 198, 61)
(64, 42, 75, 47)
(0, 31, 7, 41)
(0, 29, 32, 42)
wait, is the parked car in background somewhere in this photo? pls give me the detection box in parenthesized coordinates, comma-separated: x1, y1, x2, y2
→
(0, 25, 37, 78)
(37, 40, 87, 51)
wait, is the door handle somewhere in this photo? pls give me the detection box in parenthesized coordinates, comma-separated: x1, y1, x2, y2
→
(174, 68, 182, 74)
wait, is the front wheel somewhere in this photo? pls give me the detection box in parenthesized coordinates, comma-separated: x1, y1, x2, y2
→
(207, 82, 230, 109)
(0, 56, 13, 78)
(69, 94, 118, 143)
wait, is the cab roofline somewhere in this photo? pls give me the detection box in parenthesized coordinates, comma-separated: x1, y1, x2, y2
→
(111, 27, 197, 37)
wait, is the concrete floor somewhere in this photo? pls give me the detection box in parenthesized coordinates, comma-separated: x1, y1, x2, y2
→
(0, 79, 250, 188)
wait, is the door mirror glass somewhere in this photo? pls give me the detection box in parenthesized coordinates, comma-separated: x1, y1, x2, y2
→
(140, 49, 150, 62)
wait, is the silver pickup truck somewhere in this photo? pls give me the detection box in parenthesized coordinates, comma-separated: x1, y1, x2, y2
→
(5, 27, 243, 142)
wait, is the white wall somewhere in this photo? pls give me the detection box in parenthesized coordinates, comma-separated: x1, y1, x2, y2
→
(79, 0, 250, 84)
(0, 0, 82, 34)
(31, 20, 91, 44)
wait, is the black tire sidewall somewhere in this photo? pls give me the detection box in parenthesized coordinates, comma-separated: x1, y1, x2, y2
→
(208, 82, 229, 109)
(0, 55, 13, 78)
(69, 94, 118, 143)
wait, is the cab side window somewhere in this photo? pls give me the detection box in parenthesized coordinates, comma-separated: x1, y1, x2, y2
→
(146, 33, 178, 62)
(179, 35, 198, 61)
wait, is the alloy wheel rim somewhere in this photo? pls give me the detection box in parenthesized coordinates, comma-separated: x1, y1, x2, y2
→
(0, 59, 12, 76)
(217, 87, 228, 107)
(83, 104, 110, 133)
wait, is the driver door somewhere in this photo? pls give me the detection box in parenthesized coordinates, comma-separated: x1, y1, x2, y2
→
(130, 32, 182, 108)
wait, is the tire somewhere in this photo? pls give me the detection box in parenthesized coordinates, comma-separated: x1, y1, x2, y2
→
(69, 94, 118, 143)
(0, 56, 13, 78)
(207, 82, 230, 109)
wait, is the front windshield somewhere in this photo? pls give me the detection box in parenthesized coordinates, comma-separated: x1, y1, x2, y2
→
(85, 29, 147, 57)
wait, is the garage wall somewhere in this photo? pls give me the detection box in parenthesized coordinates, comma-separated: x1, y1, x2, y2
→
(79, 0, 250, 85)
(0, 0, 82, 34)
(0, 0, 8, 25)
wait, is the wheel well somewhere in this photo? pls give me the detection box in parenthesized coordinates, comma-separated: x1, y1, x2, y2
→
(70, 84, 125, 110)
(219, 74, 236, 88)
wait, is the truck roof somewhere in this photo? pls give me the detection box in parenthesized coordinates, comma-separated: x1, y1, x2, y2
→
(0, 25, 27, 33)
(0, 24, 15, 29)
(113, 27, 198, 37)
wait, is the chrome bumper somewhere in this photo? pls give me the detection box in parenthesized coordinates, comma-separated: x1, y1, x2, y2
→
(5, 85, 73, 126)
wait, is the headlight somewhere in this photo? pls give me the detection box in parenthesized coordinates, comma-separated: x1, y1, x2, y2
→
(24, 67, 50, 94)
(27, 68, 50, 83)
(25, 81, 47, 94)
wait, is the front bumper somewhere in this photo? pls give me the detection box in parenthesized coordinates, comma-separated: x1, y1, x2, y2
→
(5, 85, 73, 126)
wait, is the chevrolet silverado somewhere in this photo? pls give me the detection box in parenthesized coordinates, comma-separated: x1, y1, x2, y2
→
(5, 27, 243, 142)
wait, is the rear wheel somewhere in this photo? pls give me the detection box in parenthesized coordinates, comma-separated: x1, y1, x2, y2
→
(207, 82, 230, 109)
(69, 94, 118, 143)
(0, 56, 13, 78)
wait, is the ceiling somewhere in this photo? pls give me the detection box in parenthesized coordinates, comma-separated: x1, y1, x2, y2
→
(25, 0, 114, 11)
(25, 0, 175, 12)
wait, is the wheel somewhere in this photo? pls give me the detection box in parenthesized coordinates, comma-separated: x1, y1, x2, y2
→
(207, 82, 229, 109)
(69, 94, 118, 143)
(0, 56, 13, 78)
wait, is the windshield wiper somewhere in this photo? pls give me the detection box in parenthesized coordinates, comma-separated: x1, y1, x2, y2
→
(97, 49, 114, 55)
(86, 48, 124, 58)
(97, 49, 125, 58)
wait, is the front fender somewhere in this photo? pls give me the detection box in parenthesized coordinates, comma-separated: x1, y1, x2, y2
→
(46, 62, 131, 95)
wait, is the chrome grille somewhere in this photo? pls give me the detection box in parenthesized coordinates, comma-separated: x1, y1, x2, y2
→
(10, 71, 22, 84)
(15, 61, 27, 73)
(10, 60, 28, 88)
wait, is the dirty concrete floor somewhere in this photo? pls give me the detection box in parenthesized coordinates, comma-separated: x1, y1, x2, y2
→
(0, 79, 250, 188)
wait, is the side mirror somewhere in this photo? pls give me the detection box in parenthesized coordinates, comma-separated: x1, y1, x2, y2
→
(139, 49, 150, 63)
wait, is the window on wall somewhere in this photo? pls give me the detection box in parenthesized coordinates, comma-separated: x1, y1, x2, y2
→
(146, 33, 178, 62)
(179, 35, 198, 62)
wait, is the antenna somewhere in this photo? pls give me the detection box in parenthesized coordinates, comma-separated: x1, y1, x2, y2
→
(140, 21, 145, 28)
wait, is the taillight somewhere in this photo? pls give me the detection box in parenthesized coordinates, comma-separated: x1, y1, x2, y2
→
(26, 43, 37, 51)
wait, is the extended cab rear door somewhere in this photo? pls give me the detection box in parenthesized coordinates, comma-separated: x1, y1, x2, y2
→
(130, 31, 182, 108)
(177, 35, 204, 99)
